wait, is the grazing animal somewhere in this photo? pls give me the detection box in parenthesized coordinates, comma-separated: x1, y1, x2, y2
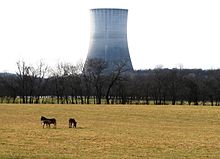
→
(41, 116, 56, 128)
(69, 118, 77, 128)
(42, 119, 52, 128)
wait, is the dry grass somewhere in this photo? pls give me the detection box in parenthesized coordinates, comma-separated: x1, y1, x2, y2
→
(0, 104, 220, 158)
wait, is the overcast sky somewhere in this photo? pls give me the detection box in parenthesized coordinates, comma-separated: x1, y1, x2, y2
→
(0, 0, 220, 73)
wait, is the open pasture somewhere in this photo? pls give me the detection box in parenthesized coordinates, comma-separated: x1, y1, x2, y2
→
(1, 104, 220, 158)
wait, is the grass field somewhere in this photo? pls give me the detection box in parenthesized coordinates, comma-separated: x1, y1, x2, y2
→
(1, 104, 220, 159)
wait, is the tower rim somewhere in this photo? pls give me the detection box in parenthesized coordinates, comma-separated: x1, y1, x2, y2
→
(90, 8, 128, 11)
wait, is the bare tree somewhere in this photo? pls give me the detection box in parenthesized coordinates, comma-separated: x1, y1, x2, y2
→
(184, 73, 199, 105)
(167, 69, 179, 105)
(50, 63, 66, 104)
(16, 61, 35, 103)
(0, 73, 18, 103)
(105, 61, 129, 104)
(84, 58, 107, 104)
(34, 61, 48, 103)
(67, 63, 84, 104)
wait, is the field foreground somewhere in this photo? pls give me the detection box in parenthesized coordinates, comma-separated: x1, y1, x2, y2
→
(0, 104, 220, 159)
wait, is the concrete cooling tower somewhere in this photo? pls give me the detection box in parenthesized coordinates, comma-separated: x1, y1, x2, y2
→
(85, 8, 133, 72)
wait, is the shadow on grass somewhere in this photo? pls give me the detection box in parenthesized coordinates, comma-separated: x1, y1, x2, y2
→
(40, 126, 86, 130)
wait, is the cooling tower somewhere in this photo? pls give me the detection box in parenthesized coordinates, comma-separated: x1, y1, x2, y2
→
(85, 8, 133, 72)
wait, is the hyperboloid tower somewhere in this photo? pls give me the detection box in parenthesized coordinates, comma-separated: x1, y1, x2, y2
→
(85, 8, 133, 72)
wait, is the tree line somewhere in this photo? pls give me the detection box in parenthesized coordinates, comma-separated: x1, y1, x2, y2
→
(1, 60, 220, 106)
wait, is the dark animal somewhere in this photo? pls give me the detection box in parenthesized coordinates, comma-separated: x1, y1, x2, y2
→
(42, 119, 52, 128)
(69, 118, 77, 128)
(41, 116, 57, 128)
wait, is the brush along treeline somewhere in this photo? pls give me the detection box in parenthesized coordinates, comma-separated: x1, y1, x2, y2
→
(1, 60, 220, 105)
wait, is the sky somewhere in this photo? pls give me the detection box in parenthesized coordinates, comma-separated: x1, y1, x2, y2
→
(0, 0, 220, 73)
